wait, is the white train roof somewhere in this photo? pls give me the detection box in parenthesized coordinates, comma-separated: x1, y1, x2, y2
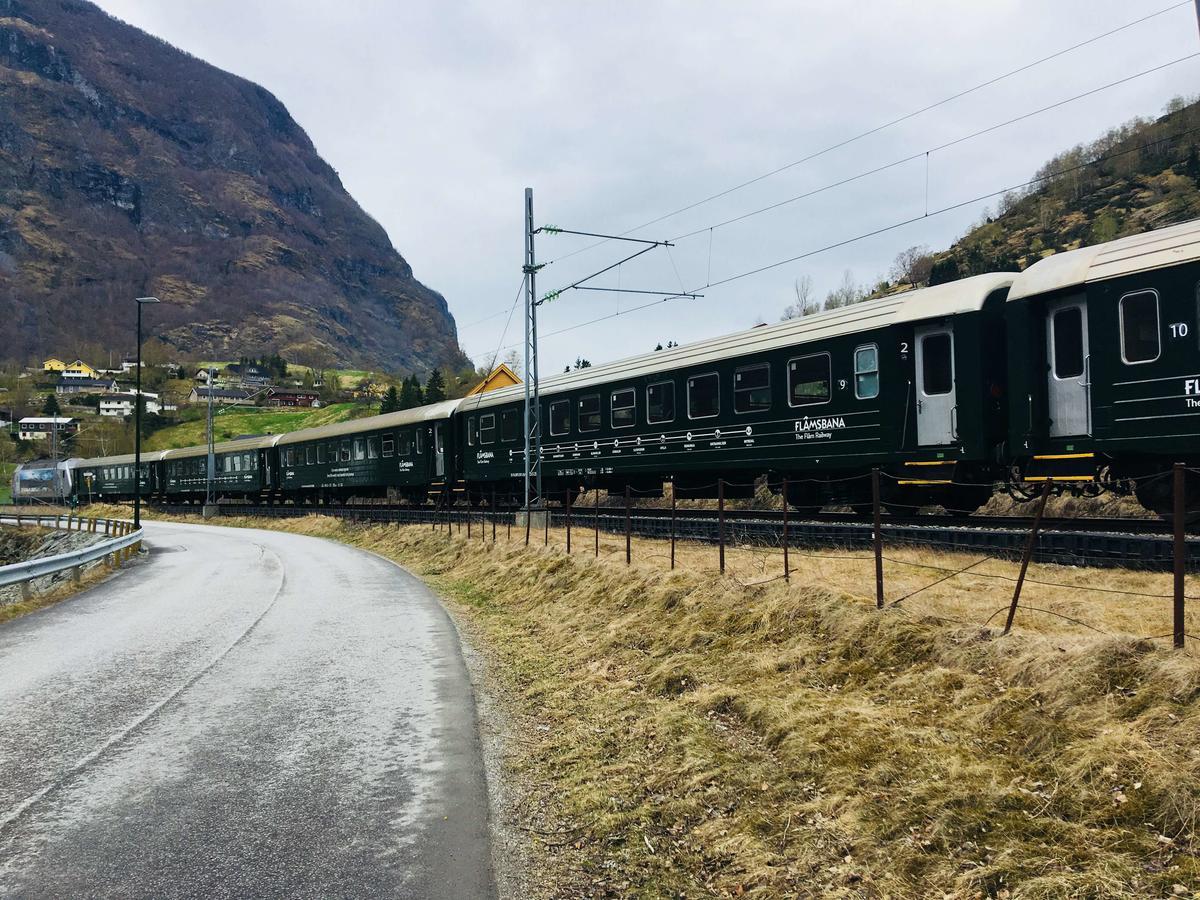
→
(1008, 216, 1200, 301)
(71, 451, 168, 468)
(274, 398, 463, 445)
(460, 272, 1015, 412)
(161, 434, 283, 461)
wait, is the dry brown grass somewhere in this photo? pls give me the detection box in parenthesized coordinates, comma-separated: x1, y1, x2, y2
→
(150, 510, 1200, 898)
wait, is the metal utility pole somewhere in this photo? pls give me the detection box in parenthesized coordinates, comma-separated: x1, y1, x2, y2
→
(133, 296, 159, 529)
(1195, 0, 1200, 41)
(522, 187, 543, 511)
(206, 367, 216, 508)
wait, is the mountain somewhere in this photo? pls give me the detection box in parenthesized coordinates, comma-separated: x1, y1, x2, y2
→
(926, 95, 1200, 284)
(0, 0, 466, 373)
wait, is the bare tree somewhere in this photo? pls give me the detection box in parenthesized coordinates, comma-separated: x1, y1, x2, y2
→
(890, 245, 934, 287)
(823, 270, 864, 310)
(781, 274, 818, 319)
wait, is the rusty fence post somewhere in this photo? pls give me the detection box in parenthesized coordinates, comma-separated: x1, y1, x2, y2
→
(624, 484, 631, 565)
(544, 499, 549, 547)
(782, 476, 790, 582)
(1174, 462, 1187, 650)
(670, 481, 677, 571)
(1003, 478, 1052, 635)
(718, 479, 726, 575)
(566, 489, 572, 554)
(525, 499, 531, 547)
(594, 488, 600, 558)
(872, 468, 884, 609)
(491, 487, 497, 545)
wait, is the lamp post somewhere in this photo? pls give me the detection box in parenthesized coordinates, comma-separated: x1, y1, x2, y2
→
(133, 296, 159, 529)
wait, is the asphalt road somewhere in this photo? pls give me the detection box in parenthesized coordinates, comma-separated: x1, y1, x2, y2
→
(0, 520, 495, 899)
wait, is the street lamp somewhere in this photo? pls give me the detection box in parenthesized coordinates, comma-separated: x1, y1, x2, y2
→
(133, 296, 159, 529)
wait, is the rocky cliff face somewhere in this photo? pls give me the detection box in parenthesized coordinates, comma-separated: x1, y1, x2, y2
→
(0, 0, 466, 372)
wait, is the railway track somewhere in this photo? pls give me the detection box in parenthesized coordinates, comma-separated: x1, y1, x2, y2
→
(153, 501, 1197, 571)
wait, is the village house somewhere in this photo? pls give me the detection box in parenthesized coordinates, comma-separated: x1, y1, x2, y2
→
(18, 417, 78, 441)
(188, 386, 255, 406)
(263, 387, 320, 408)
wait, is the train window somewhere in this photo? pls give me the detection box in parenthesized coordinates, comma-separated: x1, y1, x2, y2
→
(647, 381, 675, 424)
(854, 345, 880, 399)
(788, 354, 831, 406)
(353, 438, 366, 461)
(611, 389, 635, 428)
(1120, 289, 1160, 364)
(920, 335, 953, 395)
(317, 443, 326, 464)
(579, 395, 601, 432)
(367, 437, 379, 459)
(248, 453, 257, 471)
(382, 437, 394, 458)
(550, 400, 570, 436)
(231, 455, 242, 473)
(1052, 308, 1084, 378)
(341, 441, 351, 462)
(306, 445, 315, 465)
(467, 416, 476, 446)
(397, 432, 412, 456)
(688, 373, 720, 419)
(734, 364, 771, 413)
(501, 409, 520, 442)
(480, 414, 496, 444)
(416, 429, 423, 455)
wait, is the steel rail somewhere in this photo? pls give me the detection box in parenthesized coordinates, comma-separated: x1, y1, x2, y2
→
(0, 515, 142, 589)
(150, 503, 1196, 571)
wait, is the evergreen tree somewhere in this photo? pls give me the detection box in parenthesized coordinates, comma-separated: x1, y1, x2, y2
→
(380, 385, 400, 414)
(398, 375, 423, 409)
(424, 369, 446, 404)
(42, 393, 61, 417)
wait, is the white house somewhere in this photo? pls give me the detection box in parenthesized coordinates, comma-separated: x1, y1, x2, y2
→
(18, 417, 78, 440)
(100, 391, 163, 417)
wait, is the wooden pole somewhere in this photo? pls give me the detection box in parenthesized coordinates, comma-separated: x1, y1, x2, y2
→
(624, 484, 631, 565)
(1003, 478, 1051, 635)
(594, 488, 600, 558)
(566, 489, 572, 554)
(782, 476, 789, 582)
(872, 468, 883, 608)
(670, 481, 676, 571)
(718, 479, 726, 574)
(492, 487, 497, 544)
(544, 497, 549, 546)
(1174, 462, 1187, 650)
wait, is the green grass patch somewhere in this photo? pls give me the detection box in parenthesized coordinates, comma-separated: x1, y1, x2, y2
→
(145, 402, 372, 450)
(0, 462, 14, 505)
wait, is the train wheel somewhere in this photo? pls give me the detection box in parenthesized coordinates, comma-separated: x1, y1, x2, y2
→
(1135, 468, 1200, 524)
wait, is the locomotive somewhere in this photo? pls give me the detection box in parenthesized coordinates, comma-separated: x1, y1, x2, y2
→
(14, 217, 1200, 518)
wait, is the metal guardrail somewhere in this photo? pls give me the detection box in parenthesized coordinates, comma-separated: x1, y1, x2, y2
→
(0, 514, 143, 591)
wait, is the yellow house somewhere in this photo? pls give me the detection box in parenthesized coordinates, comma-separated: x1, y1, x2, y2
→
(42, 357, 67, 372)
(62, 359, 98, 379)
(466, 363, 521, 396)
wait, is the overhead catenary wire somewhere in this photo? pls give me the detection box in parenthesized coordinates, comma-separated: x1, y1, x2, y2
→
(664, 51, 1200, 242)
(463, 46, 1200, 359)
(467, 120, 1200, 359)
(543, 0, 1194, 266)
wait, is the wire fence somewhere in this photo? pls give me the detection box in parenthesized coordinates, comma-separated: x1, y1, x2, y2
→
(389, 466, 1200, 651)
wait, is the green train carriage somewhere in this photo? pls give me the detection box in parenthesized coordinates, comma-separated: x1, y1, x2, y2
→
(70, 451, 165, 503)
(458, 273, 1015, 513)
(161, 435, 278, 502)
(1004, 218, 1200, 516)
(274, 400, 462, 504)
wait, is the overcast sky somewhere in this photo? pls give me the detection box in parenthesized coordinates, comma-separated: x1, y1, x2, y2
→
(94, 0, 1200, 374)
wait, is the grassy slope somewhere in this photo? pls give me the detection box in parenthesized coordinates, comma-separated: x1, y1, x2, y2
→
(165, 514, 1200, 899)
(143, 402, 371, 451)
(0, 463, 12, 504)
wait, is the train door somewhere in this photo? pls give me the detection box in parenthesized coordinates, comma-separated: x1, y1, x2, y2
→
(433, 422, 446, 477)
(1045, 296, 1090, 437)
(914, 324, 957, 445)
